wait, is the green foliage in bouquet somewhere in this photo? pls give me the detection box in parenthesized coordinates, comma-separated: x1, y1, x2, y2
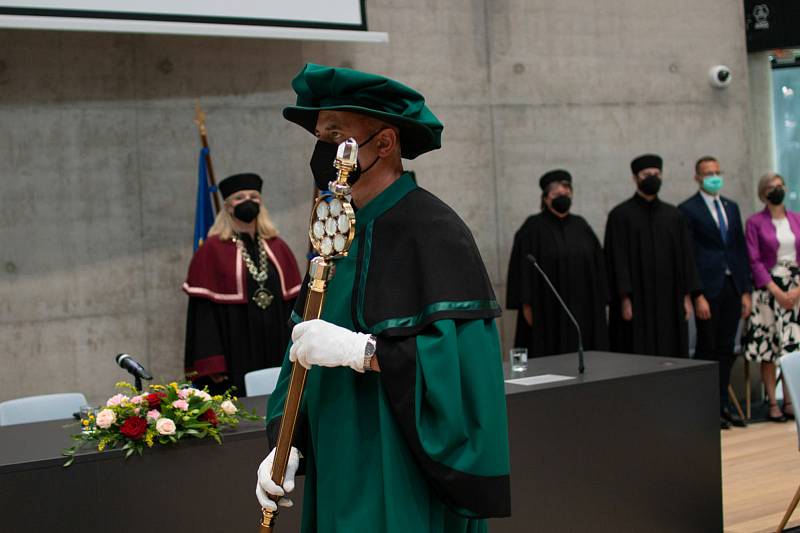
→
(63, 381, 263, 466)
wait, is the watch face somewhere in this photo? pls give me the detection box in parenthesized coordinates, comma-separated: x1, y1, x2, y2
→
(365, 337, 376, 356)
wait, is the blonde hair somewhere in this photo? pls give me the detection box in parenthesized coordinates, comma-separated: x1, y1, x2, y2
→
(757, 172, 785, 203)
(208, 202, 279, 241)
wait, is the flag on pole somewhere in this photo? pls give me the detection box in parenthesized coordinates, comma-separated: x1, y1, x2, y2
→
(193, 147, 216, 251)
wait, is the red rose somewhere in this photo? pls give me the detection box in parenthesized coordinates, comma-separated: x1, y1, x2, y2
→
(119, 417, 148, 440)
(147, 392, 167, 410)
(199, 409, 218, 427)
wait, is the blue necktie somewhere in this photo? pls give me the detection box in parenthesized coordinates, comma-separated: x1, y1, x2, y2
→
(714, 199, 728, 244)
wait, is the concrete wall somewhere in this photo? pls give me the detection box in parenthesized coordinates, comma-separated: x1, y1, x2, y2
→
(0, 0, 754, 404)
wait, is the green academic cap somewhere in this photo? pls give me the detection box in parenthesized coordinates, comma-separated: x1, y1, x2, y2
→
(283, 63, 443, 160)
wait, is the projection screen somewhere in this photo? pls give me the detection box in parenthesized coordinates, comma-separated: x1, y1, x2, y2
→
(0, 1, 388, 42)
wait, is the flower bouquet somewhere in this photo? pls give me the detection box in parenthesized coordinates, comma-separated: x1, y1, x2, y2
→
(63, 381, 262, 466)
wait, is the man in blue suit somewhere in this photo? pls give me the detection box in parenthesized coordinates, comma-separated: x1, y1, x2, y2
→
(679, 156, 752, 430)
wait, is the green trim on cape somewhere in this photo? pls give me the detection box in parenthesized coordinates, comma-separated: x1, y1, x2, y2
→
(371, 300, 501, 335)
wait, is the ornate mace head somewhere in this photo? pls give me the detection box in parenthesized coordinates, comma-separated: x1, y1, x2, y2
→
(308, 138, 358, 259)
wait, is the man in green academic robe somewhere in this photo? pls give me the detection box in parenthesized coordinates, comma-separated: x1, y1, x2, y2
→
(255, 63, 511, 533)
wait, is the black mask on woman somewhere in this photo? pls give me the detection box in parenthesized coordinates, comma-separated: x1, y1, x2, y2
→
(550, 195, 571, 214)
(767, 187, 786, 206)
(309, 129, 383, 191)
(638, 174, 662, 196)
(233, 200, 259, 223)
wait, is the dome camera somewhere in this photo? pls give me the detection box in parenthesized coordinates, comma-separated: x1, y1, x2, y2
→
(709, 65, 732, 89)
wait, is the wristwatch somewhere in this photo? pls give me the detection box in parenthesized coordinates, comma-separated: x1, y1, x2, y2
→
(363, 334, 377, 371)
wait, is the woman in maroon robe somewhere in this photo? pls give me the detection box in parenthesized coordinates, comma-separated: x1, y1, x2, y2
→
(183, 173, 301, 395)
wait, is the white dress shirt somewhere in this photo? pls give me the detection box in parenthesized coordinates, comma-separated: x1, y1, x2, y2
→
(699, 189, 729, 229)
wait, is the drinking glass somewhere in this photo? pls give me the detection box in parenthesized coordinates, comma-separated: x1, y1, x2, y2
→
(509, 347, 528, 372)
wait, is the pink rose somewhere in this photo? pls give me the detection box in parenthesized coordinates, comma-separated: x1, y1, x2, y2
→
(133, 408, 141, 415)
(106, 393, 129, 407)
(172, 399, 189, 411)
(156, 417, 176, 435)
(130, 394, 146, 404)
(221, 400, 237, 415)
(147, 409, 161, 421)
(178, 389, 191, 400)
(96, 409, 116, 429)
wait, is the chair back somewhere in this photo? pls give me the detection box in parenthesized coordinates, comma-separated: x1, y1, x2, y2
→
(780, 352, 800, 449)
(0, 392, 88, 426)
(244, 367, 282, 397)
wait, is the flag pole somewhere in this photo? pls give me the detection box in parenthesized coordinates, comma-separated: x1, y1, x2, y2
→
(194, 101, 222, 214)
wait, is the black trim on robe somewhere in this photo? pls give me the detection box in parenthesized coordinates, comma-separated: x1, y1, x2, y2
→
(358, 187, 501, 336)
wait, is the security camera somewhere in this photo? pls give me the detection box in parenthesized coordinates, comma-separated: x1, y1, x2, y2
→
(709, 65, 732, 88)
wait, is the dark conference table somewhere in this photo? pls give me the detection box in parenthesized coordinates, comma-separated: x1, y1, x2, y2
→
(0, 352, 721, 533)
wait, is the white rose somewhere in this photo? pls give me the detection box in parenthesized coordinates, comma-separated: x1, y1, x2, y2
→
(220, 400, 237, 415)
(196, 390, 212, 402)
(156, 417, 176, 436)
(96, 409, 116, 429)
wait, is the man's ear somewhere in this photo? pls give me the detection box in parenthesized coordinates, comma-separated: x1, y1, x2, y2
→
(376, 128, 399, 157)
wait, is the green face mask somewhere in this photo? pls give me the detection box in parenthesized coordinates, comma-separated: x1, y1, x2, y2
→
(702, 175, 724, 194)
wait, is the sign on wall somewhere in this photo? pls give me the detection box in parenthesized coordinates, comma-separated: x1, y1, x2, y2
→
(745, 0, 800, 52)
(0, 0, 387, 42)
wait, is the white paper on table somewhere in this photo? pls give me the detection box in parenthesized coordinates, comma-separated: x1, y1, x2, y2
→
(504, 374, 575, 386)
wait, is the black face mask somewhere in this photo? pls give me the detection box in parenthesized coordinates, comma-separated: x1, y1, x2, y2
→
(767, 187, 786, 206)
(638, 174, 662, 196)
(233, 200, 259, 223)
(309, 130, 383, 191)
(550, 195, 571, 214)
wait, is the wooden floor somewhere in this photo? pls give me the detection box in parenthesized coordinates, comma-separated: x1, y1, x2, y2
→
(723, 421, 800, 533)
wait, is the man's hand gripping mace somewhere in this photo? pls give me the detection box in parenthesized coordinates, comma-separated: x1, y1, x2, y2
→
(260, 138, 359, 532)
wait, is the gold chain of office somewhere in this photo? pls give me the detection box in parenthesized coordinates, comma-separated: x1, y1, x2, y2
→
(234, 236, 273, 309)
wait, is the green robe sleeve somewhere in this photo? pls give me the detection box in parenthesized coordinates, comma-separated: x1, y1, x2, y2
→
(377, 318, 511, 518)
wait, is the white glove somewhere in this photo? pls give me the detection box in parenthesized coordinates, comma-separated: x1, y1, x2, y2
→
(289, 319, 370, 372)
(256, 447, 299, 511)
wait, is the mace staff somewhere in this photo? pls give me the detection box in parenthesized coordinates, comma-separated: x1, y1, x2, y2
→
(260, 138, 359, 533)
(193, 101, 222, 214)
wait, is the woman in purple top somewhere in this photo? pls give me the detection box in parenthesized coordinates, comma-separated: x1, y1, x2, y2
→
(745, 172, 800, 422)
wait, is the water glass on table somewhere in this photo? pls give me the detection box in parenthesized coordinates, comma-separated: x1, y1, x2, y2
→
(509, 347, 528, 372)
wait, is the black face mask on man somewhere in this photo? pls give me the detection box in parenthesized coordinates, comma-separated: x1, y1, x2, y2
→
(233, 200, 260, 223)
(309, 129, 383, 191)
(638, 174, 662, 196)
(550, 195, 571, 214)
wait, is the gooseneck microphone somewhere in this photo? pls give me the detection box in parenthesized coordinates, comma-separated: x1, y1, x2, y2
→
(115, 353, 153, 390)
(526, 254, 585, 374)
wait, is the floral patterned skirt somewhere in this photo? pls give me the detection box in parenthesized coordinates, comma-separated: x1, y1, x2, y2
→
(745, 262, 800, 363)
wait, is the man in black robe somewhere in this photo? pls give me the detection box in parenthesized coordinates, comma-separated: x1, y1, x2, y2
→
(506, 169, 608, 357)
(604, 154, 701, 357)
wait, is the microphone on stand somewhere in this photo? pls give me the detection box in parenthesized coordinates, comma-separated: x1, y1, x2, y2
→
(526, 254, 585, 374)
(115, 353, 153, 391)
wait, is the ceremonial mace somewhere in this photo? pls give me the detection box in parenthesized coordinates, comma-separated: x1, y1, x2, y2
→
(260, 138, 359, 532)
